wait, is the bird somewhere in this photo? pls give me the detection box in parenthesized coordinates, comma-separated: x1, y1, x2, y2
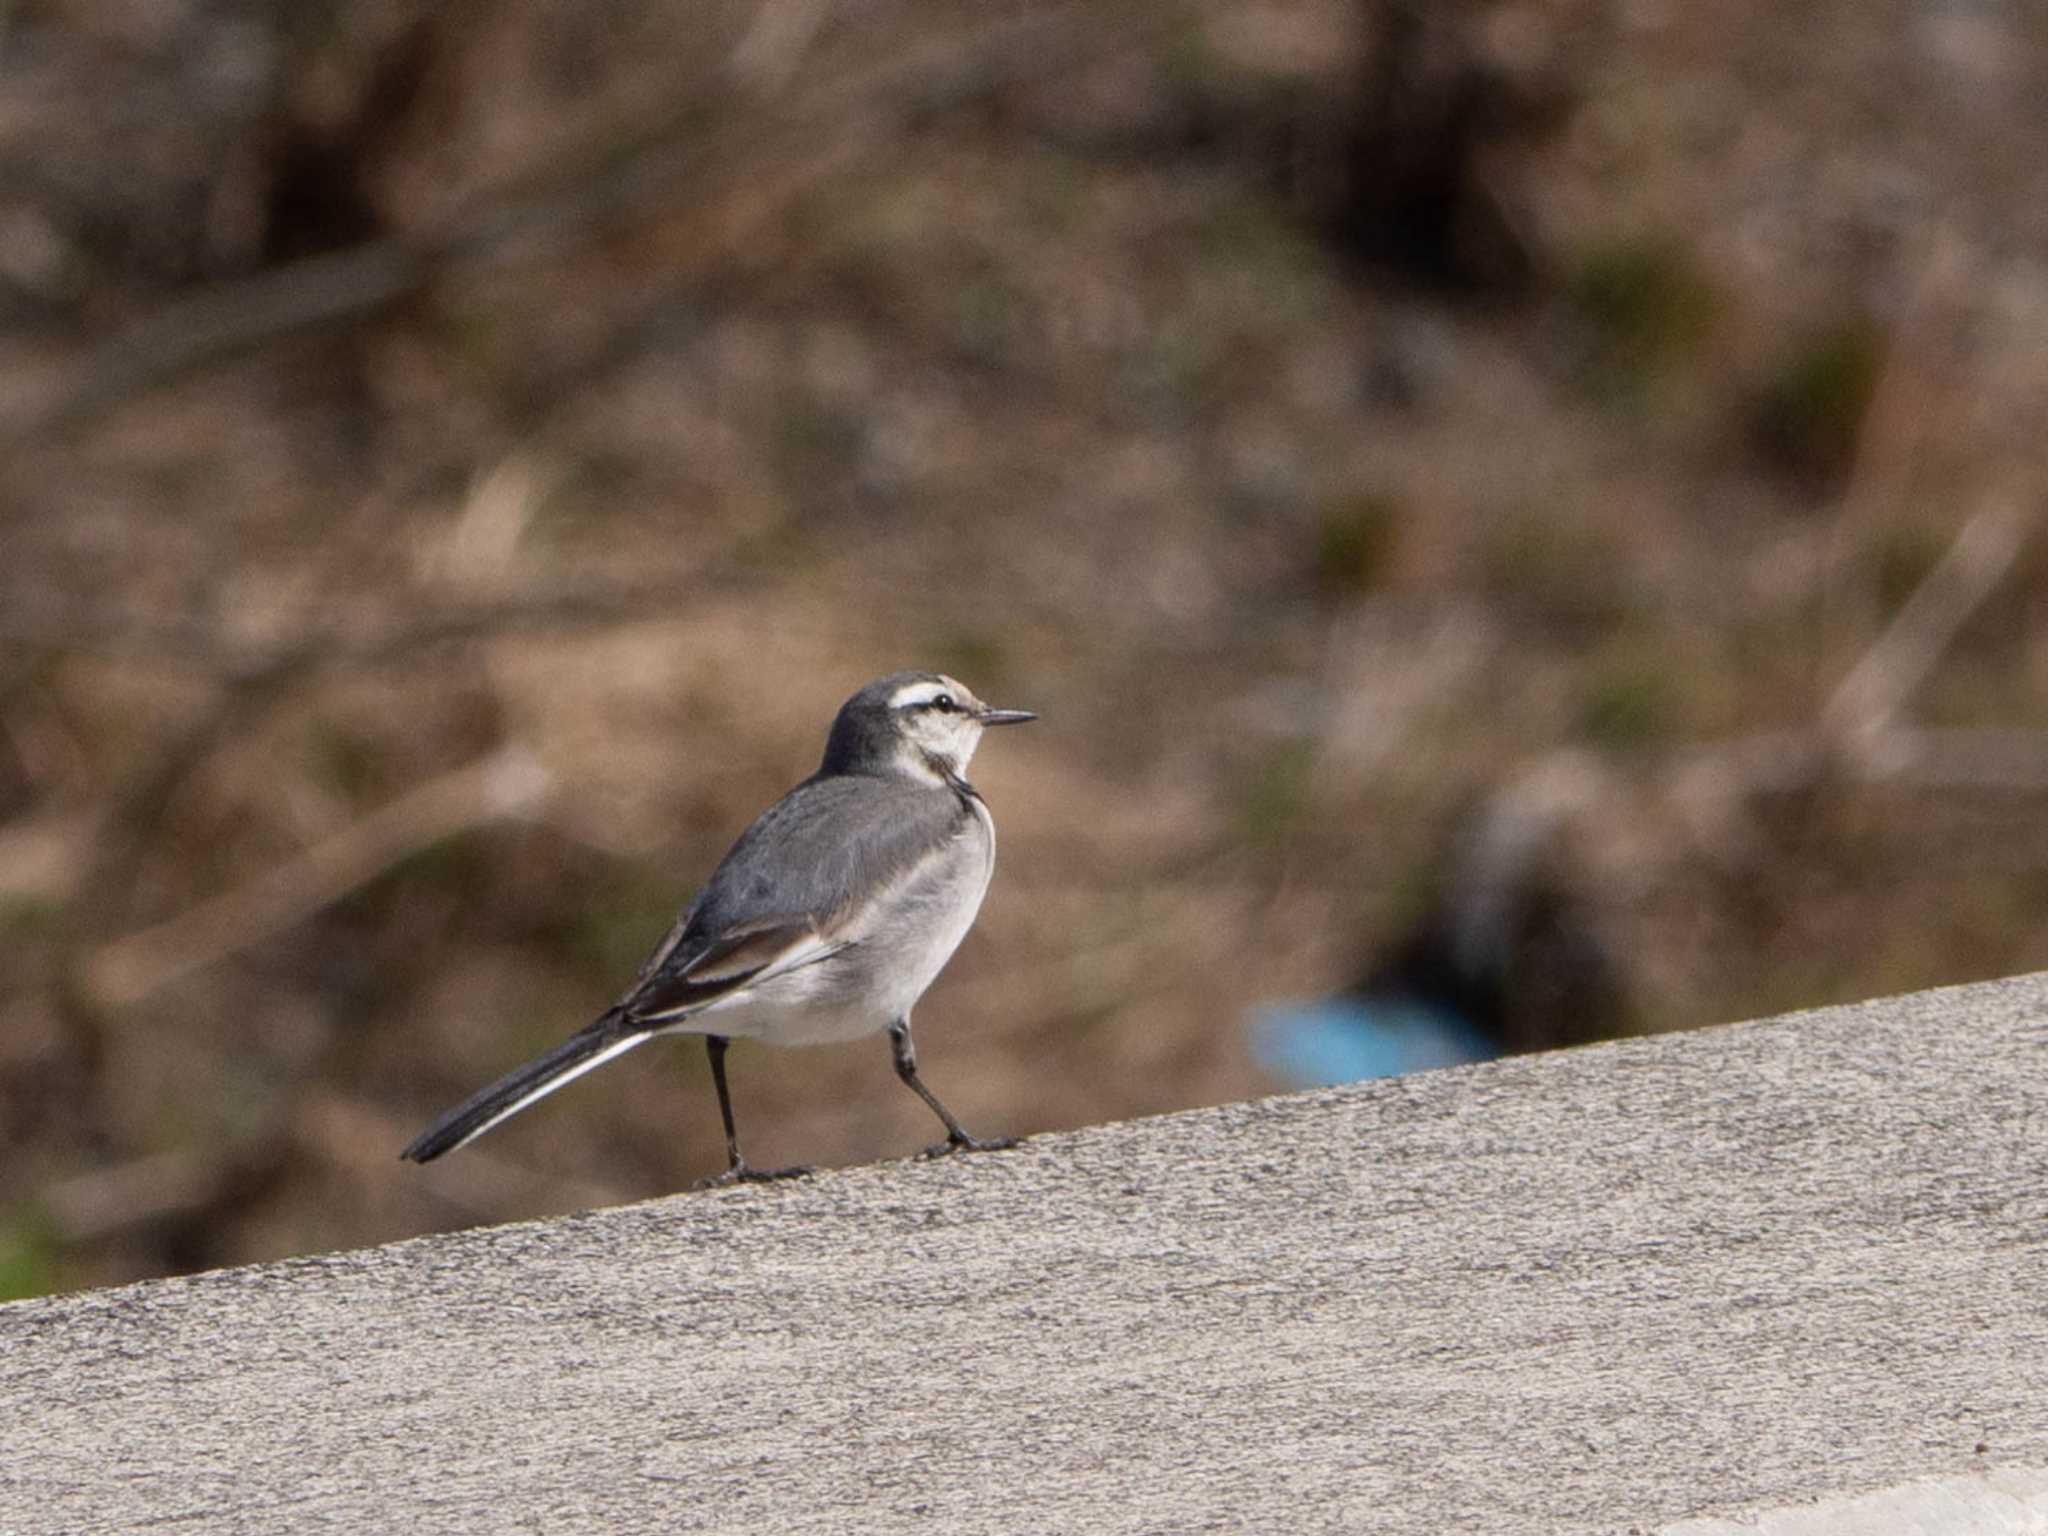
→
(401, 670, 1036, 1186)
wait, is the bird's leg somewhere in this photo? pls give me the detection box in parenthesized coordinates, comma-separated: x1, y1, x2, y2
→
(693, 1035, 814, 1188)
(889, 1017, 1021, 1159)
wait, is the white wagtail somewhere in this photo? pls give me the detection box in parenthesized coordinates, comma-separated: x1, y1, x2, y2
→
(401, 671, 1035, 1185)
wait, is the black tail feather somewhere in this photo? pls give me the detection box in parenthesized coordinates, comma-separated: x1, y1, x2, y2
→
(400, 1011, 648, 1163)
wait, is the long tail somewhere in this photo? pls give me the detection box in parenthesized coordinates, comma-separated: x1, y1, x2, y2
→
(400, 1010, 653, 1163)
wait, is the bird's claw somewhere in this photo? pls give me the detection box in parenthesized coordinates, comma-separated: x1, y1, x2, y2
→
(919, 1133, 1022, 1161)
(694, 1161, 815, 1189)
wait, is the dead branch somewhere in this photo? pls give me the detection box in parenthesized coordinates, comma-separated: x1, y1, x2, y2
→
(26, 560, 769, 1082)
(0, 806, 99, 904)
(7, 2, 1179, 446)
(1665, 497, 2036, 876)
(296, 1092, 630, 1215)
(83, 745, 549, 1010)
(23, 244, 424, 440)
(38, 1149, 227, 1245)
(1820, 496, 2032, 757)
(1879, 728, 2048, 795)
(0, 575, 757, 676)
(727, 0, 833, 98)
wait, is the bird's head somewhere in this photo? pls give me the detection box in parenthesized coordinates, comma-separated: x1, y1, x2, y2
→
(823, 672, 1035, 784)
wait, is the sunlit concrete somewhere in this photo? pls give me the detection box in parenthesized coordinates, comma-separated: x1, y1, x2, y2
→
(6, 973, 2047, 1533)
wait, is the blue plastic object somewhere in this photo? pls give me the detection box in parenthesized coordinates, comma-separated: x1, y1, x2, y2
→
(1249, 996, 1501, 1087)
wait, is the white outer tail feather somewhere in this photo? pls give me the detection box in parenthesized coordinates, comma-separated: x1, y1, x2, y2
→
(440, 1032, 650, 1155)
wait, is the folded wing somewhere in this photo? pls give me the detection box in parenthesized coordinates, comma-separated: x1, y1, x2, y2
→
(623, 916, 848, 1024)
(616, 773, 976, 1026)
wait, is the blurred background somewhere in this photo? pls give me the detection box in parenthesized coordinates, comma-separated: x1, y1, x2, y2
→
(2, 0, 2046, 1298)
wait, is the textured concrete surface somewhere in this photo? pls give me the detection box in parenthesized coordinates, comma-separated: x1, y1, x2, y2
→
(5, 974, 2047, 1534)
(1666, 1467, 2048, 1534)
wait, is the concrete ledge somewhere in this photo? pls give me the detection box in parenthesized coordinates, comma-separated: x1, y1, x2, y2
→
(6, 974, 2048, 1533)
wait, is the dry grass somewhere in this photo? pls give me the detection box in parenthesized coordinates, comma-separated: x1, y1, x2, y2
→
(3, 0, 2048, 1296)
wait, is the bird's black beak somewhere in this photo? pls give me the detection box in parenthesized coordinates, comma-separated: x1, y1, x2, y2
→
(976, 707, 1036, 727)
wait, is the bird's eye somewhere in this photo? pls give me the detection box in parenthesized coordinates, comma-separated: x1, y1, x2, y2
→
(930, 693, 958, 712)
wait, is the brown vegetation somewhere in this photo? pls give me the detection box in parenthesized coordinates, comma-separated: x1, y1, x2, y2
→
(3, 0, 2047, 1296)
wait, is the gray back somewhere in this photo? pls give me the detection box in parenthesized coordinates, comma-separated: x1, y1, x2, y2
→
(623, 772, 974, 1012)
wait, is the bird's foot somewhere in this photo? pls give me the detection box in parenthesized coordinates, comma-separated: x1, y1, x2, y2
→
(694, 1160, 815, 1190)
(919, 1132, 1022, 1161)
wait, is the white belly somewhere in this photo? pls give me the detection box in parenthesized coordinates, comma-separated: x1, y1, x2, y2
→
(671, 798, 995, 1048)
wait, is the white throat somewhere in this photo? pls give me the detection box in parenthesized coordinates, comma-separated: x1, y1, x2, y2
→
(892, 739, 964, 786)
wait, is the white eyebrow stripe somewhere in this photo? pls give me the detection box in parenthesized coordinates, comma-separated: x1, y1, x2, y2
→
(889, 679, 955, 708)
